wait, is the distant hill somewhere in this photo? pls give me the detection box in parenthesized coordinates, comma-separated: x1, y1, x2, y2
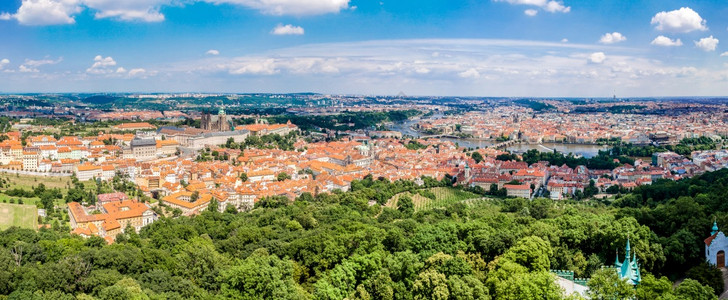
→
(82, 95, 118, 105)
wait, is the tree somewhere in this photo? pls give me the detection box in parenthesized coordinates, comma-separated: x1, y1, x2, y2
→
(501, 236, 552, 272)
(97, 277, 151, 300)
(190, 191, 199, 202)
(240, 172, 248, 182)
(413, 269, 450, 300)
(529, 198, 552, 220)
(636, 273, 675, 300)
(277, 172, 291, 181)
(220, 249, 308, 299)
(471, 152, 484, 163)
(208, 198, 219, 213)
(586, 268, 635, 300)
(674, 279, 717, 300)
(40, 191, 55, 213)
(686, 262, 724, 296)
(175, 237, 230, 291)
(398, 195, 414, 217)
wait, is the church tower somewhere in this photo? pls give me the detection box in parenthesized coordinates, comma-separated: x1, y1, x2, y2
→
(614, 239, 641, 285)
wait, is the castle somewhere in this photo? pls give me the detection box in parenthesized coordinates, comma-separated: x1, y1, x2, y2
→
(201, 107, 232, 132)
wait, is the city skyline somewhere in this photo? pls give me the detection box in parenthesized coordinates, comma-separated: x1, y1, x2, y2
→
(1, 0, 728, 96)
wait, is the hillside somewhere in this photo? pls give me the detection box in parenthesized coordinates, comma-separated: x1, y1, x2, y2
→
(0, 173, 726, 299)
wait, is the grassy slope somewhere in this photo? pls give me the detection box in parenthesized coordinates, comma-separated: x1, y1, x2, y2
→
(0, 203, 38, 230)
(1, 173, 73, 190)
(386, 187, 481, 212)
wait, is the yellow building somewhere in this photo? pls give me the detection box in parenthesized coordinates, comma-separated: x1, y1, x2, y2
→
(68, 200, 156, 241)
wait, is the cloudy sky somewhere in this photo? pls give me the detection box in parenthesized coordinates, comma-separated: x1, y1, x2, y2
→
(0, 0, 727, 96)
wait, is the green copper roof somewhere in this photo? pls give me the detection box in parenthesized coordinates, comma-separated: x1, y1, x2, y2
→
(615, 239, 641, 285)
(712, 221, 719, 236)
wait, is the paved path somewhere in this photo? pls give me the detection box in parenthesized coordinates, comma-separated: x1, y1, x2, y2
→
(0, 170, 71, 177)
(720, 268, 728, 299)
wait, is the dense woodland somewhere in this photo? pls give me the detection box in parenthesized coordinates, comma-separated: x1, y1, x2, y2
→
(265, 110, 420, 132)
(1, 170, 728, 299)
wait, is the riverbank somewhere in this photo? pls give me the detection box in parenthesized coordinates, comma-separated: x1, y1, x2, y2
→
(388, 118, 609, 158)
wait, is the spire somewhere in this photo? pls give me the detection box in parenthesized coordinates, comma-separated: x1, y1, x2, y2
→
(712, 220, 719, 236)
(615, 250, 621, 266)
(625, 237, 631, 257)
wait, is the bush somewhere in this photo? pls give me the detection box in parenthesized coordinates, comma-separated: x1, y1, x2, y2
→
(686, 262, 724, 295)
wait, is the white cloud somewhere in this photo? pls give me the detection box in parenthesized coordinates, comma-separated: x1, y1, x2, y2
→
(1, 0, 348, 26)
(271, 24, 304, 35)
(496, 0, 570, 13)
(415, 67, 431, 74)
(588, 52, 606, 64)
(599, 32, 626, 44)
(721, 52, 728, 57)
(458, 68, 480, 79)
(83, 0, 168, 22)
(651, 7, 707, 33)
(204, 0, 350, 16)
(0, 59, 9, 70)
(3, 38, 727, 96)
(206, 49, 220, 56)
(83, 56, 153, 78)
(651, 35, 683, 47)
(694, 36, 719, 52)
(9, 0, 81, 25)
(225, 58, 278, 75)
(86, 55, 120, 74)
(543, 0, 569, 13)
(19, 65, 37, 73)
(128, 68, 147, 77)
(18, 57, 62, 72)
(524, 9, 537, 16)
(561, 38, 568, 43)
(158, 39, 727, 97)
(1, 0, 166, 25)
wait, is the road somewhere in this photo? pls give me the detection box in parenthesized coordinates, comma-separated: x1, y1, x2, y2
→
(0, 170, 72, 177)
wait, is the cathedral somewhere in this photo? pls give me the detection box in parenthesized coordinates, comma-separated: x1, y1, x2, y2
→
(201, 107, 232, 132)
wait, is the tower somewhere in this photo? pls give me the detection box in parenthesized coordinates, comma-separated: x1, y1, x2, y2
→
(464, 162, 472, 182)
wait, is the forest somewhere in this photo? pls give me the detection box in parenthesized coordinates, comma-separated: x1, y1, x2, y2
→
(266, 110, 420, 132)
(521, 149, 634, 170)
(0, 170, 727, 299)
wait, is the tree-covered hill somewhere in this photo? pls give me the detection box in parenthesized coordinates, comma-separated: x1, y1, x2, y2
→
(0, 172, 726, 299)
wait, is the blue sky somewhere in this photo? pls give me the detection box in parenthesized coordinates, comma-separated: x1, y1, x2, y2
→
(0, 0, 727, 96)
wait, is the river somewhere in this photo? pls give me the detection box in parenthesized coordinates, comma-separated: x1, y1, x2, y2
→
(388, 116, 607, 158)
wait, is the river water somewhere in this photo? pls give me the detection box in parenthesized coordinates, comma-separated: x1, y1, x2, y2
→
(388, 117, 607, 158)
